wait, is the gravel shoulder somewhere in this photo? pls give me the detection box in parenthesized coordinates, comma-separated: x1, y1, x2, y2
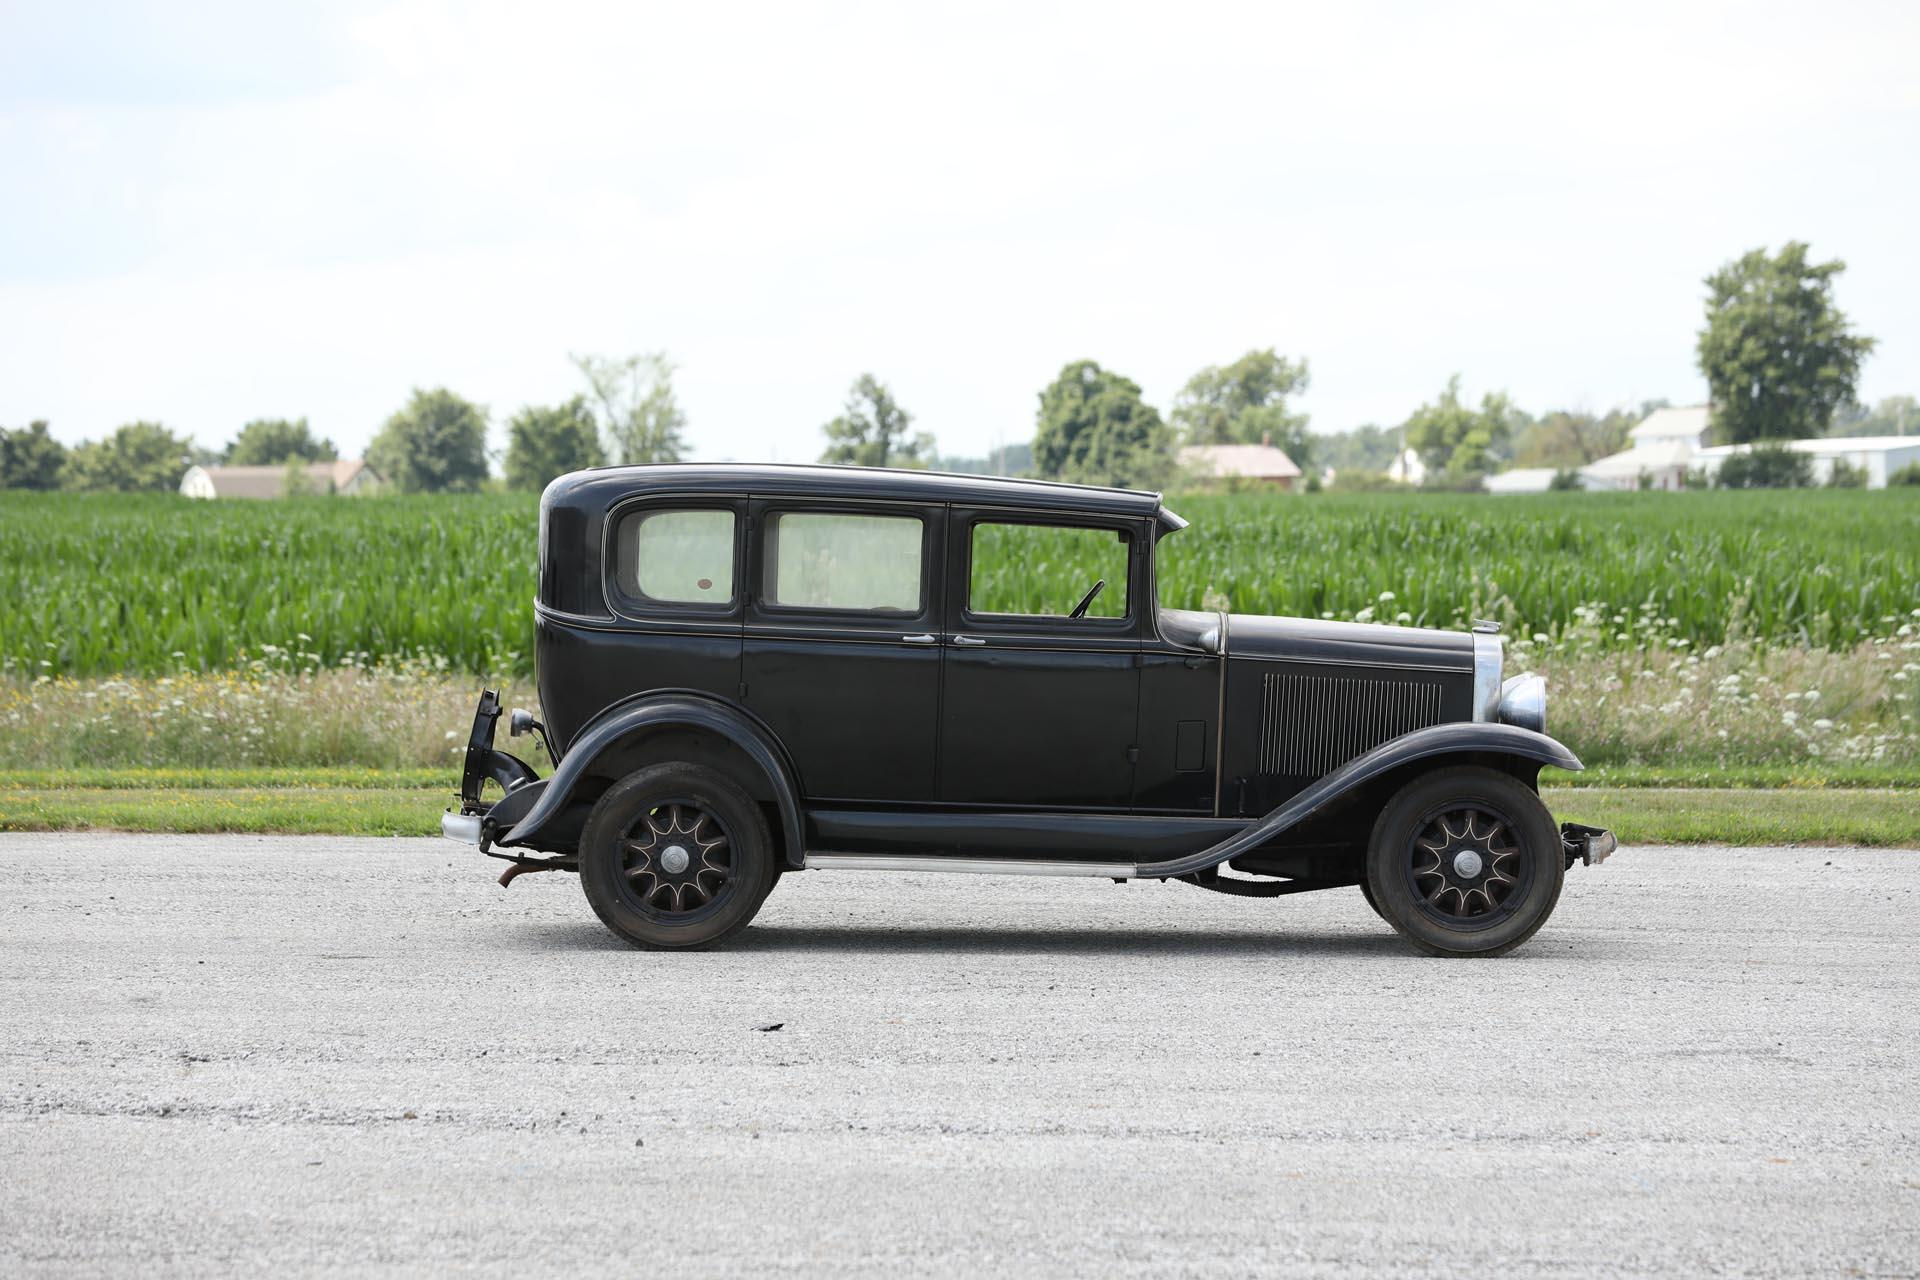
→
(2, 835, 1916, 1276)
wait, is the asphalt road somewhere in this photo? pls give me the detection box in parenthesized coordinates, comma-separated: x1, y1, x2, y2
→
(2, 835, 1915, 1277)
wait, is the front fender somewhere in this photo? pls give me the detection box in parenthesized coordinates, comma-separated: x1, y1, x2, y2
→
(1136, 721, 1581, 879)
(498, 693, 805, 865)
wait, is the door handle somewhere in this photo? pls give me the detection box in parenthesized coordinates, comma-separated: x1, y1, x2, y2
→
(902, 633, 937, 644)
(952, 635, 986, 646)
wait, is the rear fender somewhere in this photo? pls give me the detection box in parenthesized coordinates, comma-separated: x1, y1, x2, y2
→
(1136, 722, 1581, 879)
(497, 692, 805, 866)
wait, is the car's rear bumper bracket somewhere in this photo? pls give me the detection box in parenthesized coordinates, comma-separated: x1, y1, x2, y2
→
(1561, 822, 1616, 868)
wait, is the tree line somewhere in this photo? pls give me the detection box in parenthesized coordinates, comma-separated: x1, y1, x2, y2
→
(2, 242, 1905, 496)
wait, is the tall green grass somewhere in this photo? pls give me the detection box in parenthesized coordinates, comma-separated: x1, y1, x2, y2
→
(2, 488, 1914, 676)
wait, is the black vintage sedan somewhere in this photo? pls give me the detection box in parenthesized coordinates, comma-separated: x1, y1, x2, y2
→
(445, 464, 1611, 956)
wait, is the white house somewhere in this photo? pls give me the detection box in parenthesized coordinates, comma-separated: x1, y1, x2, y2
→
(1692, 436, 1920, 488)
(1578, 405, 1709, 492)
(181, 459, 384, 499)
(1177, 443, 1303, 490)
(1385, 447, 1426, 486)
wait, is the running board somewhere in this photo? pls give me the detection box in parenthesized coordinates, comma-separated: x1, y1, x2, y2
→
(803, 853, 1138, 878)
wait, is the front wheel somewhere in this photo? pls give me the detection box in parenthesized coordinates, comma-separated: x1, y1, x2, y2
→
(1364, 766, 1564, 957)
(579, 763, 777, 949)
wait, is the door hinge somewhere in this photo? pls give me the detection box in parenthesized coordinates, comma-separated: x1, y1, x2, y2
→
(738, 681, 749, 698)
(1126, 746, 1140, 764)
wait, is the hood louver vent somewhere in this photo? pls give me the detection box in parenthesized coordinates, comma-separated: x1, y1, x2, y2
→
(1258, 672, 1442, 777)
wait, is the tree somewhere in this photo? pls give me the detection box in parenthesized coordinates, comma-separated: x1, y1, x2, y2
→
(1315, 424, 1399, 474)
(1512, 408, 1636, 468)
(1401, 376, 1517, 483)
(1715, 443, 1813, 489)
(62, 422, 196, 492)
(366, 388, 490, 493)
(573, 352, 687, 464)
(504, 396, 606, 491)
(1829, 395, 1917, 437)
(819, 374, 934, 468)
(0, 420, 68, 489)
(1032, 361, 1170, 488)
(224, 418, 337, 465)
(1170, 349, 1313, 468)
(280, 456, 320, 497)
(1697, 242, 1875, 443)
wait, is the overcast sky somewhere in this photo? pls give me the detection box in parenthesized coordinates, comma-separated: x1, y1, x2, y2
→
(2, 0, 1915, 463)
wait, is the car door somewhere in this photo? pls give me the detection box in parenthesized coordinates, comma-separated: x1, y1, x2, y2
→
(936, 509, 1144, 809)
(742, 498, 944, 803)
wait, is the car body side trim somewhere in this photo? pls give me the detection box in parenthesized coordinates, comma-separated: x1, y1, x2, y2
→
(804, 854, 1135, 877)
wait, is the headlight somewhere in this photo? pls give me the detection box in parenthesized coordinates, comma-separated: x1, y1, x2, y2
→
(1497, 673, 1547, 734)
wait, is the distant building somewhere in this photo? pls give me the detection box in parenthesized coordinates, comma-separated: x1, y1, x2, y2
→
(1386, 447, 1426, 486)
(1484, 467, 1566, 495)
(1177, 443, 1303, 491)
(1692, 436, 1920, 488)
(1579, 405, 1709, 492)
(180, 459, 384, 499)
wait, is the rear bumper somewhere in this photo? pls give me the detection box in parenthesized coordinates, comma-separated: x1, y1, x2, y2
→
(1561, 822, 1616, 867)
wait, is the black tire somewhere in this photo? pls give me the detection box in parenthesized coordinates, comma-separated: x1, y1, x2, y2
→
(1358, 877, 1386, 920)
(579, 762, 776, 949)
(1364, 766, 1564, 958)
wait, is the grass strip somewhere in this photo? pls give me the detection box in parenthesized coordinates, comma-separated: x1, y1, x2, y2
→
(1, 782, 1914, 847)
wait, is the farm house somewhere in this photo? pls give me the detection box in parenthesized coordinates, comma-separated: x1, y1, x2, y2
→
(180, 460, 384, 499)
(1176, 442, 1302, 491)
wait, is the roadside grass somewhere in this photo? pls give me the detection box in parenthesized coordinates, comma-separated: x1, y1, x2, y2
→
(3, 772, 1915, 847)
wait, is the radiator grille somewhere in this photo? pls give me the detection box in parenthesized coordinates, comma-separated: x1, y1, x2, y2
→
(1257, 672, 1442, 777)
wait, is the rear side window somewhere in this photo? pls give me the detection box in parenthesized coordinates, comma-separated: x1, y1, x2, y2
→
(764, 512, 922, 613)
(969, 521, 1131, 619)
(614, 508, 736, 607)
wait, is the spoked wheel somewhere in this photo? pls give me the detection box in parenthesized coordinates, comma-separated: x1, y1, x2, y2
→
(580, 763, 776, 949)
(1365, 766, 1564, 957)
(1407, 805, 1529, 924)
(620, 801, 735, 916)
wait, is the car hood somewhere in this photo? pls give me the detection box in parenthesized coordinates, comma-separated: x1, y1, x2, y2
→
(1226, 613, 1473, 671)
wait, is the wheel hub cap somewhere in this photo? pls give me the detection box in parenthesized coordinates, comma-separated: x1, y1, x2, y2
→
(660, 845, 691, 874)
(1452, 849, 1483, 879)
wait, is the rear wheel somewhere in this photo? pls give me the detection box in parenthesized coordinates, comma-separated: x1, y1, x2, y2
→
(579, 763, 776, 949)
(1364, 766, 1564, 957)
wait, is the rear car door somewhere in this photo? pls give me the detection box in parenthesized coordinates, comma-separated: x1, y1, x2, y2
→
(936, 509, 1144, 808)
(742, 499, 945, 803)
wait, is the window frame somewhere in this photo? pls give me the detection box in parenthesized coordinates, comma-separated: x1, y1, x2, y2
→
(748, 499, 937, 626)
(952, 509, 1146, 639)
(602, 495, 747, 623)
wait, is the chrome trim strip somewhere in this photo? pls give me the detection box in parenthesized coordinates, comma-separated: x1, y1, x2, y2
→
(1212, 610, 1229, 816)
(1227, 651, 1470, 674)
(441, 812, 482, 845)
(1471, 631, 1505, 722)
(803, 853, 1137, 877)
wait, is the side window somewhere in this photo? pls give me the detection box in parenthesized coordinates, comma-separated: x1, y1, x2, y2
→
(969, 521, 1131, 620)
(764, 511, 923, 613)
(613, 508, 736, 608)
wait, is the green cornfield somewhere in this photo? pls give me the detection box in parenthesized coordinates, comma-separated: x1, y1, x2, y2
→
(2, 488, 1915, 676)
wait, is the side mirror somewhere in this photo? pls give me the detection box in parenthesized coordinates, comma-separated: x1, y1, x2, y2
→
(508, 707, 537, 738)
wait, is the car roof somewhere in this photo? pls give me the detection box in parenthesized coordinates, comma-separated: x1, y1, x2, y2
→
(544, 462, 1186, 529)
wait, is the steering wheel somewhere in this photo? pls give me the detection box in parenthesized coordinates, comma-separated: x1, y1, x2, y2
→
(1067, 578, 1107, 620)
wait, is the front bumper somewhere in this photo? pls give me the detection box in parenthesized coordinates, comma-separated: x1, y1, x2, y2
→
(442, 811, 483, 845)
